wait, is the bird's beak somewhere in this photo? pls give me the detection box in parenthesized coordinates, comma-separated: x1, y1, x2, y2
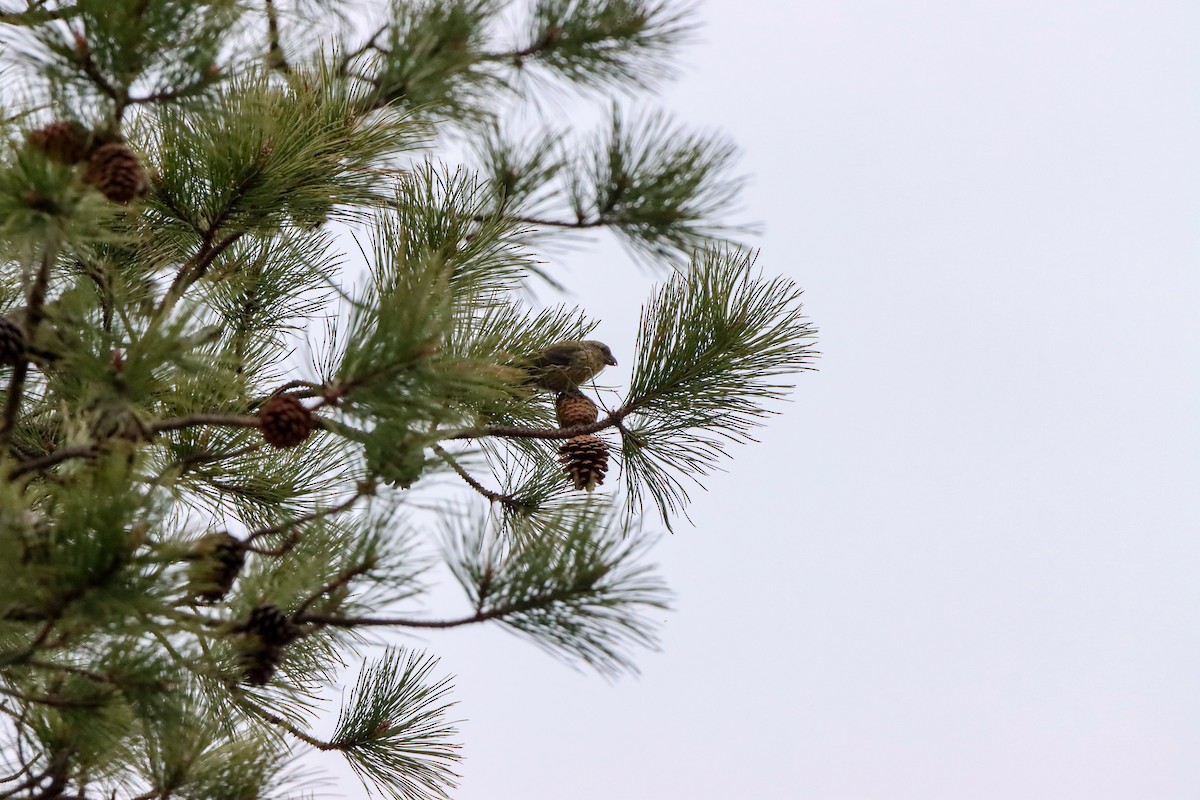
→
(605, 355, 618, 366)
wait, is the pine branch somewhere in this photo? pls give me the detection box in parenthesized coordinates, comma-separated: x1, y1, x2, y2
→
(620, 246, 818, 525)
(500, 0, 697, 90)
(0, 683, 108, 710)
(577, 108, 750, 265)
(444, 501, 669, 675)
(331, 648, 460, 800)
(465, 109, 749, 273)
(349, 0, 499, 120)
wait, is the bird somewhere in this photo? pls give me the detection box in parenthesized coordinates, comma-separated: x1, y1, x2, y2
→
(522, 339, 617, 393)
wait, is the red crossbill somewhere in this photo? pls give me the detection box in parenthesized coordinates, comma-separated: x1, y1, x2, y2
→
(523, 339, 617, 393)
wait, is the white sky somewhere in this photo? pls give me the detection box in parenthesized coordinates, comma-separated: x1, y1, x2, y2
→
(322, 2, 1200, 798)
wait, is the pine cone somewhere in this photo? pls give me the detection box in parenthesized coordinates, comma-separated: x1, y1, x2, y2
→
(239, 642, 282, 685)
(559, 434, 610, 491)
(27, 121, 90, 164)
(234, 604, 300, 685)
(84, 142, 147, 203)
(240, 604, 298, 646)
(555, 391, 599, 428)
(186, 532, 245, 603)
(258, 394, 314, 448)
(0, 317, 25, 367)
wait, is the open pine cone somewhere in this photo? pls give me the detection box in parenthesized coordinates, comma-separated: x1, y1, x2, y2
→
(555, 391, 599, 428)
(84, 142, 147, 203)
(259, 394, 314, 448)
(27, 121, 91, 164)
(559, 434, 609, 491)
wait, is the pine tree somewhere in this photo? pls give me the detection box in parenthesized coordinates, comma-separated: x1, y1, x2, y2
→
(0, 1, 816, 798)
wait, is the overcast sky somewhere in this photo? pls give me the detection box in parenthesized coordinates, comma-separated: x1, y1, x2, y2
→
(324, 2, 1200, 798)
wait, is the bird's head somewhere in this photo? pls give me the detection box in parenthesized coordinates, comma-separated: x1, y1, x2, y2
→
(586, 340, 618, 366)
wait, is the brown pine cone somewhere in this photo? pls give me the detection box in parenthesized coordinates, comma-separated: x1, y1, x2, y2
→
(258, 394, 314, 448)
(84, 142, 147, 203)
(559, 434, 610, 491)
(186, 531, 245, 603)
(27, 121, 90, 164)
(239, 604, 298, 646)
(555, 391, 599, 428)
(0, 317, 25, 367)
(234, 604, 300, 685)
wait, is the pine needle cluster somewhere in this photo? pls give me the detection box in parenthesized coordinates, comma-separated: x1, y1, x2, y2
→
(0, 1, 816, 798)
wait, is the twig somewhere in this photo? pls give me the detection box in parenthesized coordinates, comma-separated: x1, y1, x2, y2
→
(235, 694, 338, 751)
(441, 406, 632, 441)
(0, 749, 72, 800)
(0, 761, 42, 799)
(297, 608, 503, 630)
(149, 414, 261, 435)
(128, 78, 218, 106)
(0, 756, 36, 788)
(0, 6, 81, 25)
(22, 659, 114, 685)
(257, 379, 323, 404)
(337, 22, 389, 74)
(242, 529, 299, 556)
(7, 445, 98, 478)
(159, 442, 263, 477)
(244, 491, 363, 543)
(158, 231, 243, 317)
(506, 213, 608, 230)
(18, 613, 62, 658)
(483, 26, 563, 66)
(155, 156, 273, 322)
(0, 684, 107, 709)
(299, 587, 582, 631)
(73, 41, 121, 103)
(291, 562, 372, 620)
(431, 443, 526, 509)
(159, 606, 223, 631)
(264, 0, 290, 72)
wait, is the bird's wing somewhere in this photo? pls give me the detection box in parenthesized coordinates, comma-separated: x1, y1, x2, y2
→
(528, 346, 575, 369)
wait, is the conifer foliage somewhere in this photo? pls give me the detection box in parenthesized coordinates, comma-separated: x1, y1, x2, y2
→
(0, 1, 816, 797)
